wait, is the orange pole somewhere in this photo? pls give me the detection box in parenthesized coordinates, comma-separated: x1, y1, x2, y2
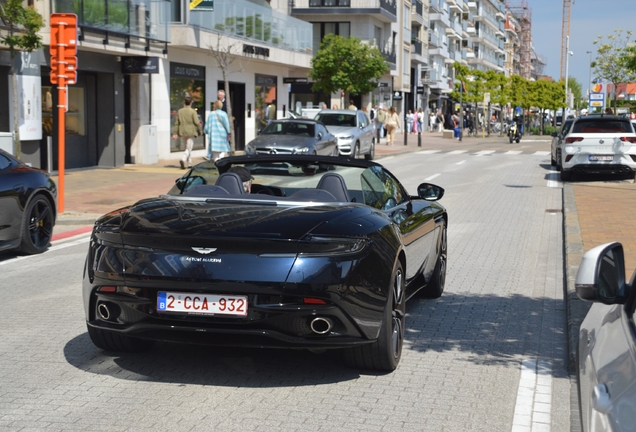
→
(56, 22, 67, 213)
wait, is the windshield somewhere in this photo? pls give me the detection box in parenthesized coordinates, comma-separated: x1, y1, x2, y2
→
(314, 113, 356, 127)
(262, 122, 315, 137)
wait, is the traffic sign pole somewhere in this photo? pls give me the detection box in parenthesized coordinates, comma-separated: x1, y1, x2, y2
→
(50, 13, 77, 214)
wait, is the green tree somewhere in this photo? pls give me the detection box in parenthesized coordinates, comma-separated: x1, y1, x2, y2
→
(0, 0, 44, 159)
(309, 34, 388, 98)
(567, 77, 582, 110)
(592, 29, 636, 113)
(484, 70, 509, 135)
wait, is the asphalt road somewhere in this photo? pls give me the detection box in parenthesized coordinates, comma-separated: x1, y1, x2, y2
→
(0, 140, 573, 431)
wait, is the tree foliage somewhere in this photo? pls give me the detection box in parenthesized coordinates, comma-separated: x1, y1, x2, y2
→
(592, 29, 636, 112)
(0, 0, 44, 158)
(309, 34, 388, 96)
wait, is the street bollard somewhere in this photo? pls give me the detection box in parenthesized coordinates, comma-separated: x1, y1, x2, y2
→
(418, 131, 421, 147)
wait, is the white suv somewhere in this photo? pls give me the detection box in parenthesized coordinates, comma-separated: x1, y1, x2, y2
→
(560, 115, 636, 180)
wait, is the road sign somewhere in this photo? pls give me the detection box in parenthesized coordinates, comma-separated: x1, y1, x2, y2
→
(50, 14, 77, 55)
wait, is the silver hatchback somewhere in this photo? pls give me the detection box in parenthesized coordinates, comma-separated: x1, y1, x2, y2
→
(576, 242, 636, 432)
(314, 110, 375, 160)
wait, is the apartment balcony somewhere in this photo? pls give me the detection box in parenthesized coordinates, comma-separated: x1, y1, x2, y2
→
(186, 0, 313, 54)
(412, 0, 424, 25)
(429, 0, 441, 13)
(467, 1, 477, 11)
(429, 12, 450, 28)
(411, 39, 428, 64)
(292, 0, 397, 22)
(428, 31, 441, 47)
(55, 0, 171, 44)
(445, 25, 461, 40)
(447, 0, 462, 12)
(382, 42, 396, 66)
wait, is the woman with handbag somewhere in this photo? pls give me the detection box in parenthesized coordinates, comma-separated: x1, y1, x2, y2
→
(384, 106, 401, 146)
(204, 100, 231, 161)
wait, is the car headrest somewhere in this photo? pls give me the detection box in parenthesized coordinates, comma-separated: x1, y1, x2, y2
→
(215, 172, 246, 194)
(316, 172, 350, 202)
(183, 185, 229, 197)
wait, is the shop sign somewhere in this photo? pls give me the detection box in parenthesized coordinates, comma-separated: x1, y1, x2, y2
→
(416, 86, 424, 94)
(170, 62, 205, 79)
(14, 50, 42, 141)
(392, 91, 402, 100)
(243, 44, 270, 57)
(122, 57, 159, 74)
(283, 77, 308, 84)
(190, 0, 214, 11)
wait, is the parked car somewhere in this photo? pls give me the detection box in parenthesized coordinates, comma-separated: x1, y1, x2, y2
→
(576, 242, 636, 432)
(83, 154, 447, 371)
(550, 117, 575, 170)
(0, 149, 57, 254)
(314, 110, 375, 160)
(246, 119, 338, 156)
(559, 114, 636, 181)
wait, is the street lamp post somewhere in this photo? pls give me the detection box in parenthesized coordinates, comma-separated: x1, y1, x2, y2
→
(564, 36, 573, 116)
(586, 50, 593, 111)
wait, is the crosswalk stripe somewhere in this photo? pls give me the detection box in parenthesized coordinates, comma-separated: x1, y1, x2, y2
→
(448, 150, 467, 154)
(415, 150, 441, 154)
(504, 150, 523, 155)
(533, 151, 550, 155)
(475, 150, 496, 156)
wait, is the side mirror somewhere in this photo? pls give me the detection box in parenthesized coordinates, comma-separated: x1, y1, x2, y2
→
(417, 183, 444, 201)
(575, 242, 629, 304)
(551, 132, 558, 137)
(317, 132, 323, 139)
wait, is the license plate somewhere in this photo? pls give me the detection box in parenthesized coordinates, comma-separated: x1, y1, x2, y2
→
(588, 155, 613, 161)
(157, 292, 248, 316)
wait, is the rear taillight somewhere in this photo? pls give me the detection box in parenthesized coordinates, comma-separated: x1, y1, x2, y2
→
(565, 155, 574, 162)
(97, 286, 117, 293)
(620, 137, 636, 143)
(303, 298, 327, 305)
(565, 137, 584, 143)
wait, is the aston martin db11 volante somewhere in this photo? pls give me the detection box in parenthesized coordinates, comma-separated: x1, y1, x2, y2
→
(83, 155, 447, 371)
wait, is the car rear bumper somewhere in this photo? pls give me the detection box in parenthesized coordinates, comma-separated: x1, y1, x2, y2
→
(562, 154, 636, 173)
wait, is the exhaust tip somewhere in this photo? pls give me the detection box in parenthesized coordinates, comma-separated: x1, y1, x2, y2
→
(310, 317, 332, 335)
(97, 303, 111, 321)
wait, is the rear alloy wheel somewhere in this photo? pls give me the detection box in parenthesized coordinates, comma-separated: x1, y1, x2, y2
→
(365, 139, 375, 160)
(344, 261, 405, 371)
(420, 227, 447, 298)
(550, 153, 556, 166)
(556, 149, 563, 171)
(19, 195, 54, 255)
(87, 325, 155, 352)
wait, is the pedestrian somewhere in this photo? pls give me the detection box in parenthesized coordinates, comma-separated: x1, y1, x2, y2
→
(204, 100, 231, 161)
(429, 111, 436, 132)
(348, 99, 357, 110)
(436, 109, 444, 132)
(406, 110, 414, 135)
(376, 105, 387, 139)
(227, 166, 253, 193)
(332, 104, 339, 109)
(384, 106, 401, 146)
(417, 108, 424, 133)
(172, 96, 202, 169)
(266, 100, 276, 124)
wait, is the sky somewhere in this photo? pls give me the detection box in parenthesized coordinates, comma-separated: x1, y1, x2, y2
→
(528, 0, 636, 94)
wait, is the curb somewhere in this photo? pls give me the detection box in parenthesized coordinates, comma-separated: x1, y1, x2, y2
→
(563, 183, 591, 373)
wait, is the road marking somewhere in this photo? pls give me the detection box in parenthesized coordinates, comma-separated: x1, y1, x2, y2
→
(416, 150, 441, 154)
(533, 151, 550, 156)
(448, 150, 468, 155)
(456, 160, 467, 165)
(475, 150, 496, 156)
(425, 173, 441, 181)
(505, 150, 523, 155)
(51, 226, 93, 242)
(512, 359, 553, 432)
(0, 237, 90, 267)
(521, 139, 551, 143)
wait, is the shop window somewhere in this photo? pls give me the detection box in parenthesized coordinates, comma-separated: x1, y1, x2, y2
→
(170, 63, 206, 152)
(41, 86, 85, 136)
(255, 74, 277, 131)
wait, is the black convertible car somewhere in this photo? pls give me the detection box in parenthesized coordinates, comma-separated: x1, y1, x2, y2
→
(83, 155, 447, 371)
(0, 149, 57, 254)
